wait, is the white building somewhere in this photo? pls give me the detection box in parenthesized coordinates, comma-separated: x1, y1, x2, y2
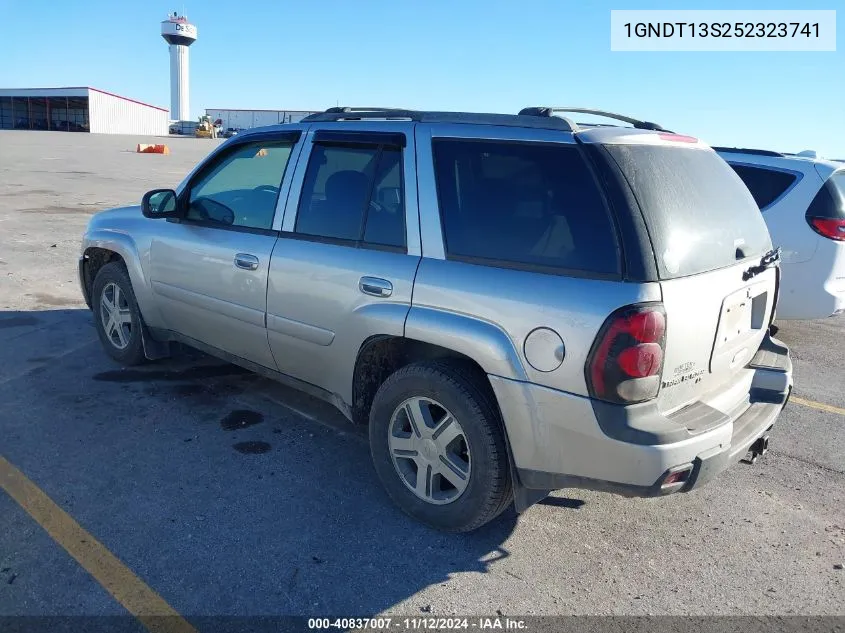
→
(205, 108, 318, 131)
(0, 87, 169, 136)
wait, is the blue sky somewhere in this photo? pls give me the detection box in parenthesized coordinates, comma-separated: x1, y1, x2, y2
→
(0, 0, 841, 156)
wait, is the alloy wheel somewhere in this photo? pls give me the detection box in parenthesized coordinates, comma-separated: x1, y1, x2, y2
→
(99, 282, 133, 350)
(388, 397, 471, 505)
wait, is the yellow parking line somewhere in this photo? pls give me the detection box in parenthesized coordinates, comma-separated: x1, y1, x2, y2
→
(791, 396, 845, 417)
(0, 455, 197, 633)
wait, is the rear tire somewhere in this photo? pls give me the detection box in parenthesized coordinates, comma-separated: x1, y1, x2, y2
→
(369, 361, 512, 532)
(92, 262, 146, 366)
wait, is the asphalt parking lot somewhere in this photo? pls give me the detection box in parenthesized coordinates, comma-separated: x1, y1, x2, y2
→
(0, 131, 843, 624)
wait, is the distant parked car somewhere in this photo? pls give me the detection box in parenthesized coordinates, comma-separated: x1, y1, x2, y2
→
(79, 106, 792, 532)
(716, 147, 845, 320)
(222, 127, 242, 138)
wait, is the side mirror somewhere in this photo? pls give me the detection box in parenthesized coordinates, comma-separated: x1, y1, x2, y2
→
(141, 189, 179, 219)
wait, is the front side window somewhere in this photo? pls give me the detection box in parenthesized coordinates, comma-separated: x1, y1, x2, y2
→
(187, 140, 294, 230)
(432, 139, 620, 275)
(295, 143, 405, 248)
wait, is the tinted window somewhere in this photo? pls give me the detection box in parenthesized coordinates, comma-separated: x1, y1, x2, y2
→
(432, 140, 619, 275)
(188, 140, 294, 230)
(295, 144, 405, 248)
(807, 170, 845, 221)
(363, 149, 405, 247)
(604, 145, 772, 278)
(728, 164, 798, 210)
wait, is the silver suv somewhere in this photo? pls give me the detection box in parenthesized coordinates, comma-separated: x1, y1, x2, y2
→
(79, 106, 793, 532)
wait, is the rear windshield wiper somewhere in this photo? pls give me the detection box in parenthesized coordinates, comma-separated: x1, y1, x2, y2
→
(743, 247, 781, 281)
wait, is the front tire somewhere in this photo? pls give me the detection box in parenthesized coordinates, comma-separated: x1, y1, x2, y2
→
(369, 361, 512, 532)
(92, 261, 146, 366)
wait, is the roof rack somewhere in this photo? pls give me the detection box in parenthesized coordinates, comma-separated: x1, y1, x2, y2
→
(323, 107, 402, 114)
(301, 107, 577, 131)
(303, 108, 420, 122)
(712, 147, 784, 158)
(519, 107, 665, 131)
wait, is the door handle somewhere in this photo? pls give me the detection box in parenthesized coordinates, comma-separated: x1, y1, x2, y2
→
(359, 276, 393, 297)
(234, 253, 259, 271)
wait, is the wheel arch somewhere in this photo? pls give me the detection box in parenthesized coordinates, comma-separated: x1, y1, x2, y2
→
(351, 334, 544, 513)
(404, 306, 527, 381)
(82, 235, 170, 361)
(351, 335, 502, 426)
(81, 247, 124, 309)
(82, 232, 156, 321)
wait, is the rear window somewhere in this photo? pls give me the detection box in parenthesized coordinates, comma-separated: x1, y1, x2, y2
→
(604, 144, 772, 278)
(727, 164, 798, 210)
(432, 139, 620, 276)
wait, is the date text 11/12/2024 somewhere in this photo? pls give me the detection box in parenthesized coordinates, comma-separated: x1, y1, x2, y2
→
(308, 617, 529, 631)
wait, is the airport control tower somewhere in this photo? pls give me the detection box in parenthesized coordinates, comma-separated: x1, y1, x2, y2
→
(161, 12, 197, 122)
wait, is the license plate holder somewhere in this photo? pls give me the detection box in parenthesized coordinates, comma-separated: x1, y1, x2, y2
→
(716, 289, 753, 348)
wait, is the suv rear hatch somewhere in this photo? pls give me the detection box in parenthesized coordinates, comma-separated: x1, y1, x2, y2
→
(581, 130, 777, 414)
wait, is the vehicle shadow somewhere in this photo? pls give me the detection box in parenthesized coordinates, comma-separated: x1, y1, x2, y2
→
(538, 496, 585, 510)
(0, 309, 584, 620)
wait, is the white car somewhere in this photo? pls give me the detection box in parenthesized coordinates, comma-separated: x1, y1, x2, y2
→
(716, 147, 845, 320)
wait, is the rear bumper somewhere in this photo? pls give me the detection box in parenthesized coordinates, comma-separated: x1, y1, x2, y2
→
(514, 396, 788, 498)
(489, 334, 792, 498)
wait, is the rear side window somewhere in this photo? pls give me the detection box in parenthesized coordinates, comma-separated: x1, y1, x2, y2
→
(295, 143, 405, 249)
(603, 144, 772, 279)
(807, 170, 845, 221)
(432, 139, 619, 276)
(727, 163, 798, 210)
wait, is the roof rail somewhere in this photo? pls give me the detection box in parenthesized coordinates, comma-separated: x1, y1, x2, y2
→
(712, 147, 784, 158)
(300, 107, 577, 132)
(519, 107, 665, 131)
(323, 106, 403, 114)
(302, 107, 420, 122)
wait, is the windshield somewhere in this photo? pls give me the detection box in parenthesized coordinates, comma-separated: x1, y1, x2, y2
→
(604, 144, 772, 279)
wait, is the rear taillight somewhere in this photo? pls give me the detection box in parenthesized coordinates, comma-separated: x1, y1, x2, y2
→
(586, 304, 666, 404)
(805, 173, 845, 240)
(807, 217, 845, 241)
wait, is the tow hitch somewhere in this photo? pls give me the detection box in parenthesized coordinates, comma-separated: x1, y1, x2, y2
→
(742, 435, 770, 465)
